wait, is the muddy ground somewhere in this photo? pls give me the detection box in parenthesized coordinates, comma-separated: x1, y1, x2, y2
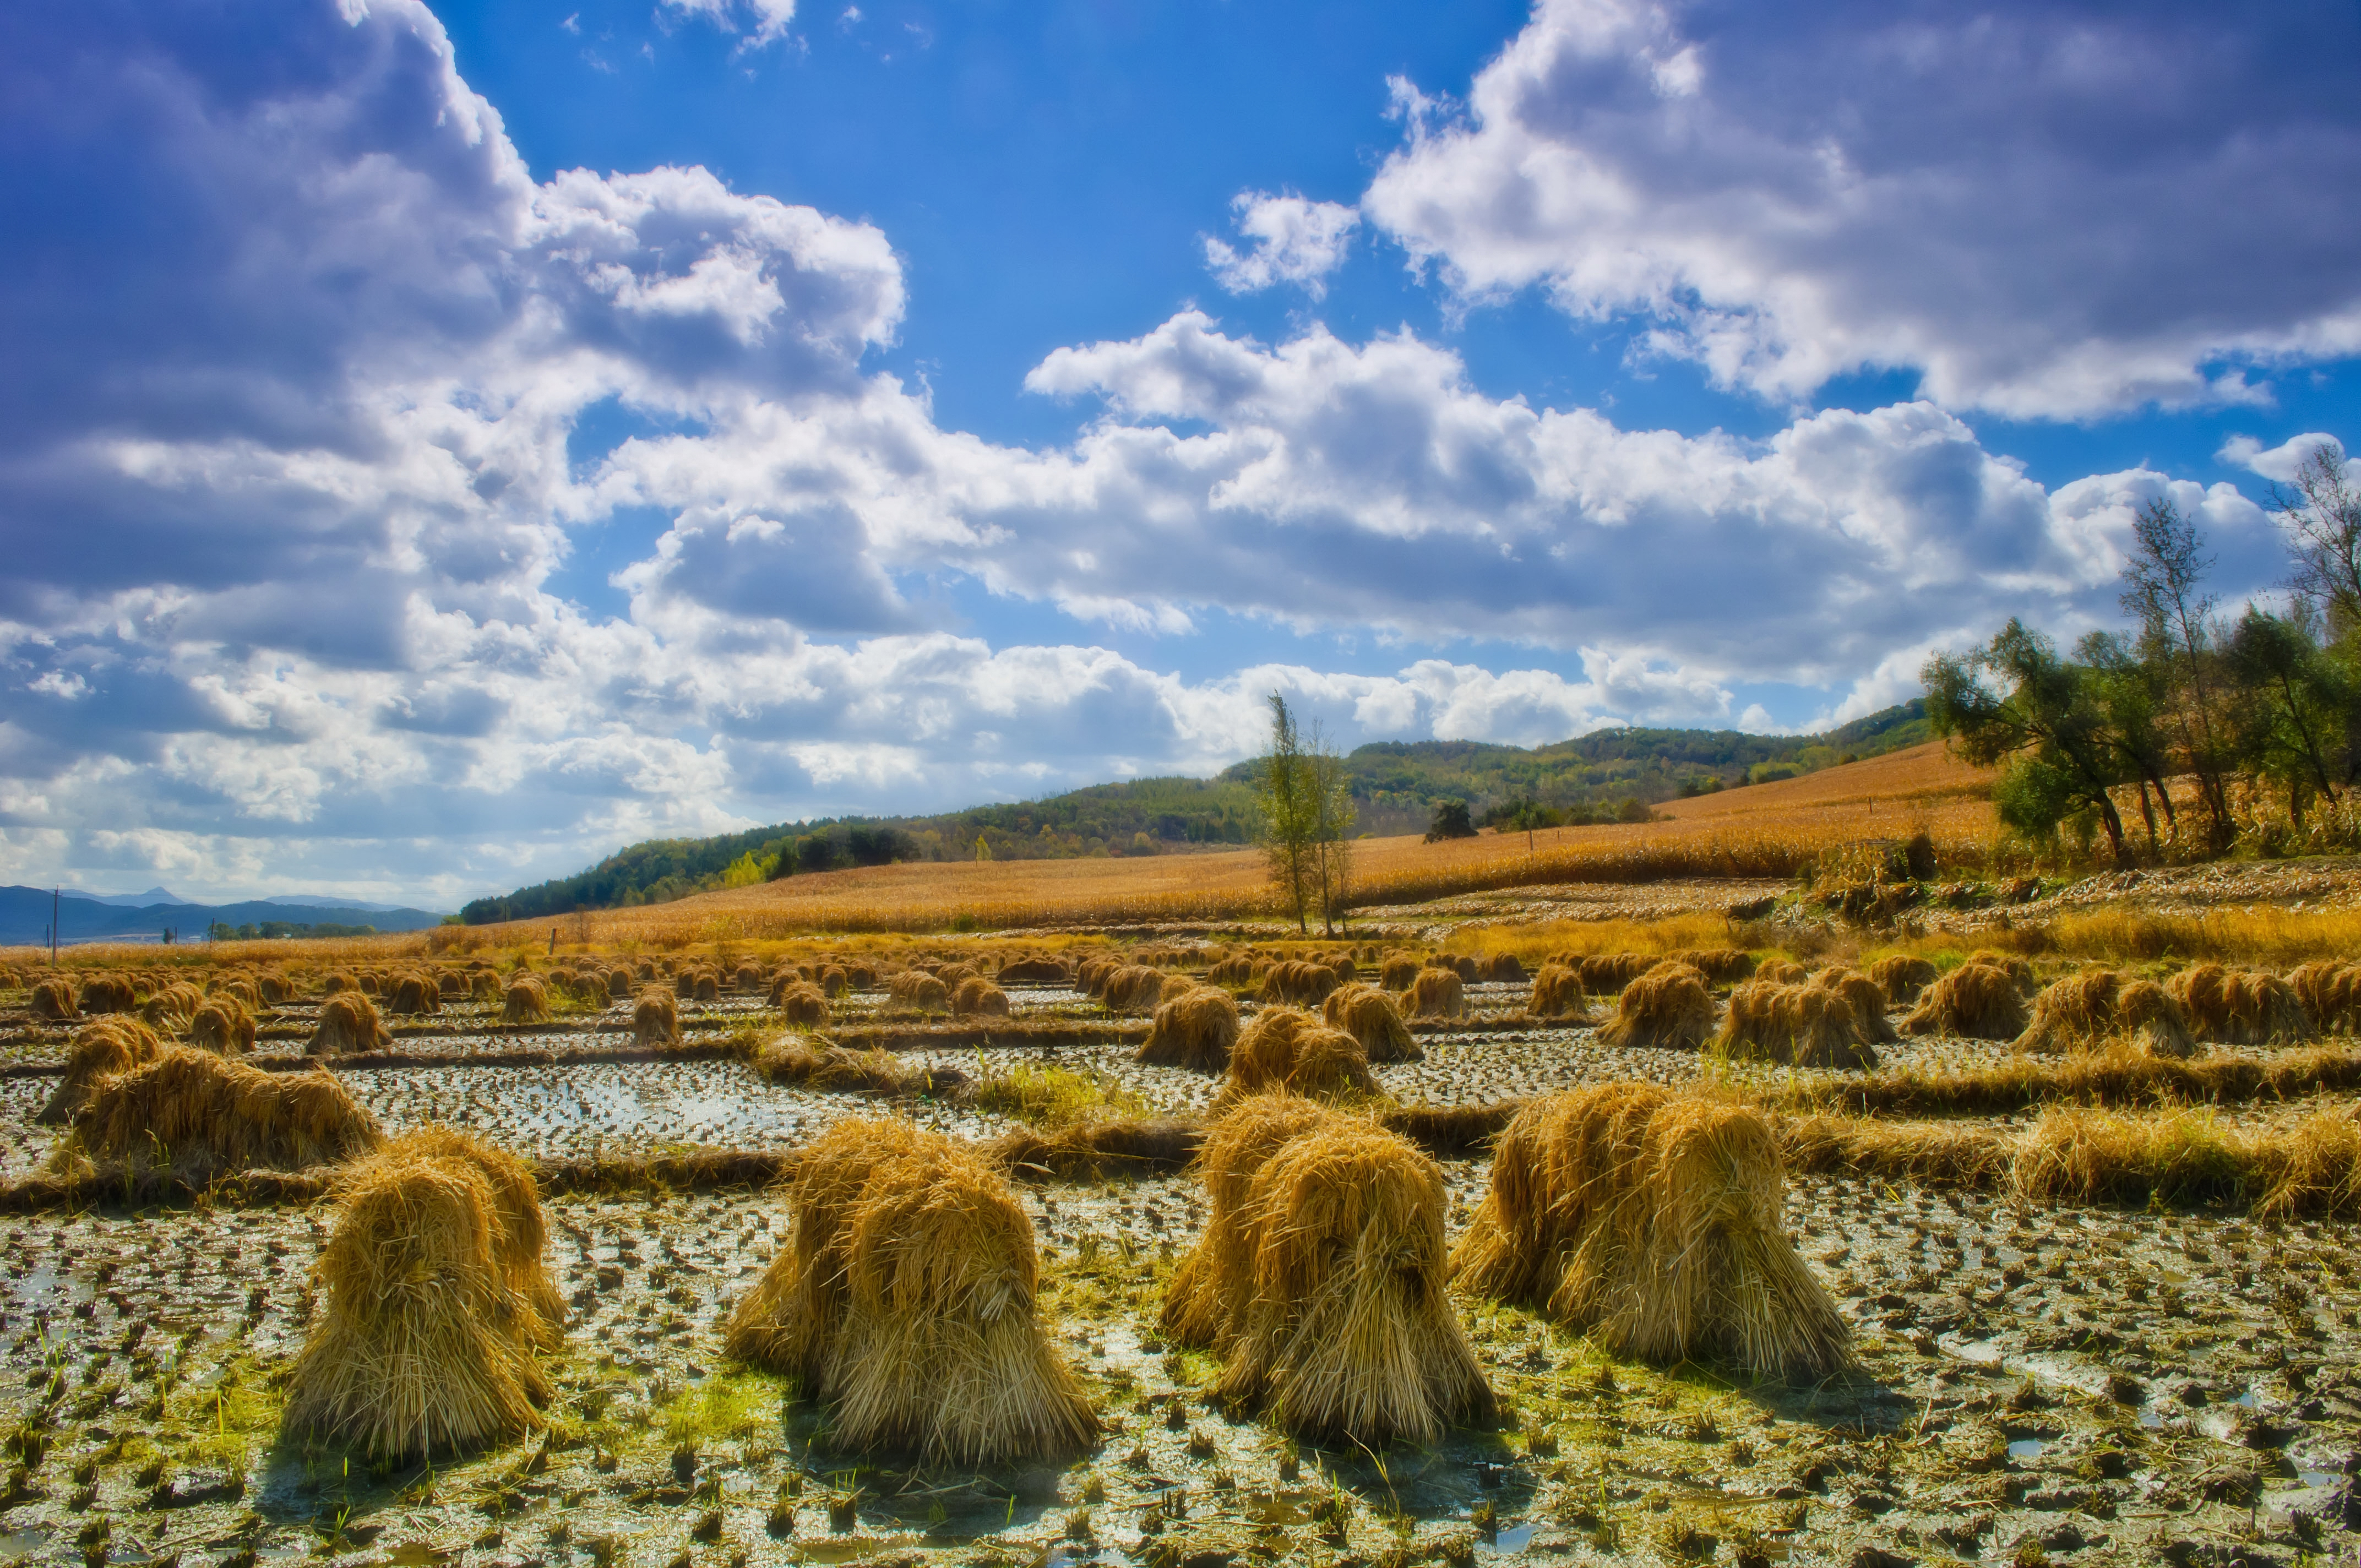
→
(2, 970, 2358, 1568)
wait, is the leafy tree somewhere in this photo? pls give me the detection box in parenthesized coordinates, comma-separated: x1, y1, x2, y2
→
(1923, 619, 2132, 863)
(1253, 693, 1318, 933)
(1423, 798, 1477, 842)
(2226, 606, 2351, 821)
(2077, 630, 2179, 851)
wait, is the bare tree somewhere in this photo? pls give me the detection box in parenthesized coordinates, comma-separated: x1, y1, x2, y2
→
(2276, 442, 2361, 639)
(2121, 498, 2235, 851)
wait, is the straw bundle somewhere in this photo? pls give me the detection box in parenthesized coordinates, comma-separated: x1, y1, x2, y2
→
(692, 970, 721, 1003)
(469, 970, 503, 1003)
(2016, 969, 2197, 1058)
(995, 956, 1069, 985)
(281, 1133, 556, 1461)
(1258, 960, 1343, 1008)
(1900, 959, 2030, 1041)
(1482, 953, 1526, 984)
(1406, 966, 1465, 1019)
(387, 973, 441, 1016)
(886, 971, 951, 1012)
(1595, 961, 1715, 1052)
(1753, 959, 1808, 986)
(310, 993, 393, 1055)
(1378, 954, 1422, 990)
(1573, 954, 1658, 993)
(322, 971, 357, 996)
(1667, 949, 1758, 986)
(79, 975, 138, 1015)
(30, 978, 77, 1022)
(1814, 967, 1899, 1045)
(143, 982, 205, 1031)
(1325, 952, 1361, 983)
(62, 1047, 382, 1183)
(1450, 1085, 1851, 1381)
(502, 977, 551, 1026)
(953, 978, 1011, 1017)
(2166, 963, 2314, 1047)
(634, 989, 681, 1046)
(38, 1019, 162, 1126)
(1967, 948, 2038, 994)
(258, 973, 296, 1006)
(734, 963, 764, 993)
(359, 973, 383, 995)
(2291, 961, 2361, 1035)
(814, 963, 851, 996)
(1322, 983, 1422, 1063)
(1161, 1098, 1492, 1444)
(604, 967, 632, 1000)
(722, 1118, 1097, 1464)
(188, 997, 257, 1056)
(1715, 979, 1878, 1070)
(1214, 1009, 1382, 1112)
(1102, 963, 1174, 1014)
(1527, 963, 1590, 1021)
(1869, 955, 1939, 1006)
(775, 982, 830, 1027)
(1135, 986, 1241, 1071)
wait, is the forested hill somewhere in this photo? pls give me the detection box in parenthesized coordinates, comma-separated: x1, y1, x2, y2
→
(460, 701, 1927, 923)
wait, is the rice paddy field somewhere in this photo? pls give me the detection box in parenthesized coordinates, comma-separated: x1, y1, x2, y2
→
(6, 878, 2361, 1568)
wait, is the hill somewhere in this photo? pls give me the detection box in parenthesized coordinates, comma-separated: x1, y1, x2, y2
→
(452, 739, 1994, 943)
(462, 702, 1931, 923)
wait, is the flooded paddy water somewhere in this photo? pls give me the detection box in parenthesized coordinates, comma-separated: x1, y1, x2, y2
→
(2, 950, 2359, 1568)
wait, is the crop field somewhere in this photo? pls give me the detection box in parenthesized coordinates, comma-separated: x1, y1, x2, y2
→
(1, 896, 2358, 1568)
(448, 744, 2001, 945)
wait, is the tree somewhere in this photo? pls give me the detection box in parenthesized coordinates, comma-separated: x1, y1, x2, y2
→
(2275, 442, 2361, 640)
(2121, 497, 2237, 850)
(2077, 630, 2179, 852)
(1253, 693, 1318, 933)
(2226, 606, 2350, 821)
(1923, 619, 2132, 863)
(1423, 799, 1477, 842)
(1304, 724, 1356, 936)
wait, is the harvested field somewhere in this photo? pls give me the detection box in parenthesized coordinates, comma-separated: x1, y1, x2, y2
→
(3, 855, 2361, 1568)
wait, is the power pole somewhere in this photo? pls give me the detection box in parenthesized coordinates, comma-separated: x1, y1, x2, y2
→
(51, 887, 59, 966)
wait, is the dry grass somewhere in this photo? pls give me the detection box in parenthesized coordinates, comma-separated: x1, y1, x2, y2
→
(1781, 1102, 2361, 1218)
(1596, 961, 1716, 1052)
(1527, 963, 1591, 1022)
(2016, 970, 2196, 1058)
(281, 1130, 558, 1460)
(1136, 986, 1240, 1072)
(722, 1117, 1097, 1464)
(1766, 1040, 2361, 1118)
(37, 1019, 162, 1126)
(747, 1036, 964, 1099)
(2166, 963, 2314, 1047)
(1900, 958, 2028, 1041)
(633, 988, 680, 1046)
(1161, 1097, 1493, 1444)
(1716, 979, 1878, 1070)
(1450, 1085, 1851, 1382)
(56, 1046, 383, 1183)
(1406, 966, 1465, 1020)
(1214, 1008, 1385, 1112)
(311, 993, 393, 1055)
(1321, 982, 1421, 1063)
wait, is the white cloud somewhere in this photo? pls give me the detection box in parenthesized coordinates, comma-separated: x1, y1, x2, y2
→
(0, 0, 2311, 905)
(660, 0, 796, 46)
(1360, 0, 2361, 418)
(1203, 192, 1361, 299)
(2219, 431, 2346, 483)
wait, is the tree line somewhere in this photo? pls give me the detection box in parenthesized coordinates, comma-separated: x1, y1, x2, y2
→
(1926, 443, 2361, 864)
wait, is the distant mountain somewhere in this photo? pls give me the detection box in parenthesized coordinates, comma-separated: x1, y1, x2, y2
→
(0, 887, 449, 947)
(464, 701, 1932, 925)
(60, 885, 195, 908)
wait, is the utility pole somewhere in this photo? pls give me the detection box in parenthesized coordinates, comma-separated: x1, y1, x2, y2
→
(51, 887, 59, 966)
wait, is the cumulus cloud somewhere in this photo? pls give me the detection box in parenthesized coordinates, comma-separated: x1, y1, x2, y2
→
(1361, 0, 2361, 417)
(2220, 432, 2346, 483)
(1203, 192, 1360, 298)
(0, 0, 2309, 904)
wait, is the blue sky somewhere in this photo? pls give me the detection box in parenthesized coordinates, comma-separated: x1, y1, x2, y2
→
(1, 0, 2355, 905)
